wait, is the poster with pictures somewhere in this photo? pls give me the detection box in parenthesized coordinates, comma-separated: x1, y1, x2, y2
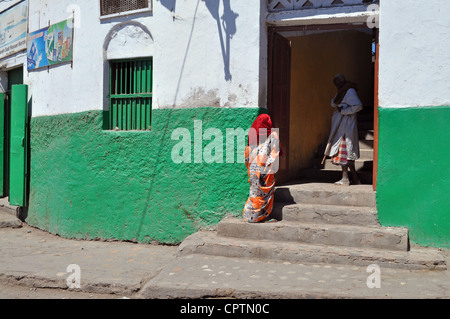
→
(27, 18, 73, 71)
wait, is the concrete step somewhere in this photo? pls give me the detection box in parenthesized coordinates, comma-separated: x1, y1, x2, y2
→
(310, 150, 373, 166)
(300, 169, 373, 185)
(310, 158, 373, 170)
(360, 139, 374, 149)
(217, 217, 409, 251)
(0, 207, 22, 229)
(322, 159, 373, 172)
(0, 197, 19, 216)
(274, 202, 380, 227)
(178, 231, 446, 271)
(275, 182, 376, 207)
(359, 148, 374, 159)
(316, 140, 374, 153)
(359, 130, 374, 141)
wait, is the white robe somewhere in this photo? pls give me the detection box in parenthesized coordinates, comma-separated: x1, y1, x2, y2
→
(325, 88, 363, 161)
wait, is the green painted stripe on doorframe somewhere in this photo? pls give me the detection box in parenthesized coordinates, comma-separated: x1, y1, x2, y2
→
(377, 105, 450, 249)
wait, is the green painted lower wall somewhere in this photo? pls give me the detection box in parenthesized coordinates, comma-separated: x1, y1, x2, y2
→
(27, 107, 263, 244)
(377, 106, 450, 249)
(27, 105, 450, 248)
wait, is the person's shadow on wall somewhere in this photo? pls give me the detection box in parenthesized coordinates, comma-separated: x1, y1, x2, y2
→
(203, 0, 239, 82)
(160, 0, 238, 82)
(160, 0, 176, 12)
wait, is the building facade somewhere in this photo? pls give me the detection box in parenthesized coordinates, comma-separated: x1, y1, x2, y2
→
(0, 0, 448, 248)
(377, 0, 450, 249)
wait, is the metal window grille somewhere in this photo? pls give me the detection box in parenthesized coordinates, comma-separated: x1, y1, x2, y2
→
(109, 59, 153, 131)
(100, 0, 149, 16)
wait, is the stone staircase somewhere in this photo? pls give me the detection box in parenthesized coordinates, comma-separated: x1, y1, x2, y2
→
(177, 110, 446, 271)
(178, 181, 447, 271)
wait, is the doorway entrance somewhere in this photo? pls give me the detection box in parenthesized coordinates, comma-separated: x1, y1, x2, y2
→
(0, 66, 29, 208)
(268, 24, 378, 188)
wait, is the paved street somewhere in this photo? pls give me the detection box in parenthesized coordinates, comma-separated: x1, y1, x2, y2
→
(0, 282, 120, 299)
(0, 209, 449, 300)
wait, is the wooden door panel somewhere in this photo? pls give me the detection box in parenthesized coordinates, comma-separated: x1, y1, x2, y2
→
(270, 33, 291, 184)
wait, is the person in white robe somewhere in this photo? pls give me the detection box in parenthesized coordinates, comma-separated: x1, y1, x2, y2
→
(325, 74, 363, 186)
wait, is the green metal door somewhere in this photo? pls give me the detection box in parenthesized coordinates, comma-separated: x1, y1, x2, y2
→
(9, 85, 28, 207)
(0, 93, 4, 197)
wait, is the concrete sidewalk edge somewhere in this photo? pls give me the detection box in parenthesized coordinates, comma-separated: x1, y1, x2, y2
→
(1, 215, 449, 299)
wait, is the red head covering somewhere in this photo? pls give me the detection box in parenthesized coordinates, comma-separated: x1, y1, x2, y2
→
(248, 114, 272, 146)
(248, 114, 283, 156)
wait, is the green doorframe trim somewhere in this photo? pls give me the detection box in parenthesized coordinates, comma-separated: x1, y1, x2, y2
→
(0, 93, 4, 196)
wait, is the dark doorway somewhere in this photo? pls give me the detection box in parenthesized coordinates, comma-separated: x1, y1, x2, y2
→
(268, 25, 377, 187)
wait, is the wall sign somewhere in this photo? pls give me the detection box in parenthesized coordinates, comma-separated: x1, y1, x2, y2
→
(0, 0, 28, 60)
(27, 19, 74, 71)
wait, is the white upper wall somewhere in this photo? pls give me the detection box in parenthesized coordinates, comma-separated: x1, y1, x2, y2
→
(22, 0, 265, 117)
(379, 0, 450, 108)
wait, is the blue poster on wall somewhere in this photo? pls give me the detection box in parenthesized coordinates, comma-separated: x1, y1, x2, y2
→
(27, 27, 47, 70)
(27, 19, 73, 71)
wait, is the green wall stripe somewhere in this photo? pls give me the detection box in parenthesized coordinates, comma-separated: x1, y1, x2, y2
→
(377, 106, 450, 248)
(27, 107, 265, 244)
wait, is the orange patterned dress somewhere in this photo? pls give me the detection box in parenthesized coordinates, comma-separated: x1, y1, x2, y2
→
(243, 132, 280, 223)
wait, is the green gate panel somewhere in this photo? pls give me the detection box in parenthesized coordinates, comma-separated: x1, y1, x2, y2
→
(9, 85, 28, 207)
(0, 93, 4, 197)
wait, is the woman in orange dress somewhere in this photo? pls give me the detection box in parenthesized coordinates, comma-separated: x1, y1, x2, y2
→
(243, 114, 281, 223)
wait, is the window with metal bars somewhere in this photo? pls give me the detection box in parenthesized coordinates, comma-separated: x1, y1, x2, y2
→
(100, 0, 150, 16)
(108, 58, 153, 131)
